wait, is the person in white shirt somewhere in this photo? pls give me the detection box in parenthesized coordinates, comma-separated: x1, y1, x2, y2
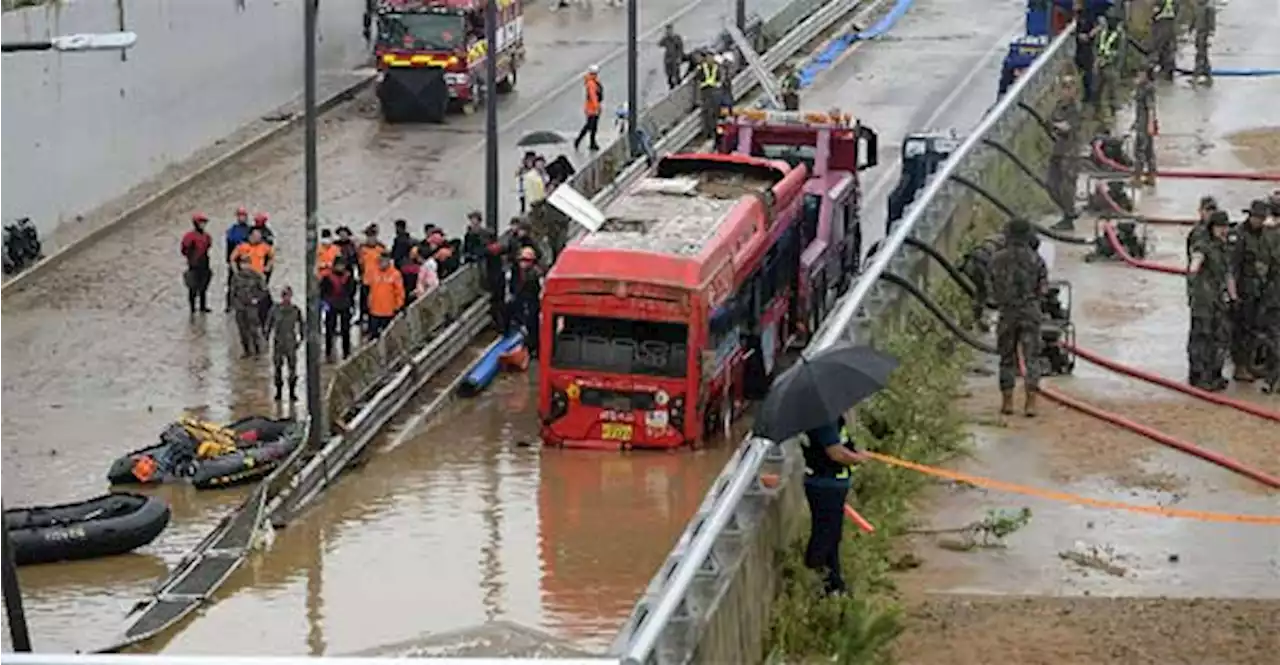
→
(516, 151, 536, 213)
(522, 156, 548, 208)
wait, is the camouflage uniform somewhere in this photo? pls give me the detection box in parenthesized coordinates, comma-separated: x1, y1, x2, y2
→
(1046, 89, 1082, 214)
(781, 71, 801, 111)
(990, 228, 1048, 415)
(1259, 227, 1280, 390)
(1190, 0, 1216, 80)
(268, 301, 303, 400)
(1231, 217, 1279, 379)
(1132, 77, 1157, 182)
(1186, 226, 1232, 388)
(229, 267, 268, 357)
(960, 232, 1008, 325)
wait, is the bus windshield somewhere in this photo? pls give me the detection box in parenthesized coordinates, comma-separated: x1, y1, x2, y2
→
(377, 12, 466, 51)
(552, 314, 689, 378)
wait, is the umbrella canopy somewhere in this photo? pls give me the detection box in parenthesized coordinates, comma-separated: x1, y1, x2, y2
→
(516, 130, 569, 147)
(752, 343, 899, 442)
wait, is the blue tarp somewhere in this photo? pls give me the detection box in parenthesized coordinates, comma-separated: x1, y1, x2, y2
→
(797, 0, 916, 88)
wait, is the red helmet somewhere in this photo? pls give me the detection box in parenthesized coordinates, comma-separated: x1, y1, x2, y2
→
(191, 212, 209, 222)
(253, 212, 269, 224)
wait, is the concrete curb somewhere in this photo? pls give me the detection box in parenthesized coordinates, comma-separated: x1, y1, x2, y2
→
(1, 74, 377, 297)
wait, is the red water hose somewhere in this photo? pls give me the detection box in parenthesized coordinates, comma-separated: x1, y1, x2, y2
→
(1092, 141, 1280, 182)
(1092, 181, 1198, 226)
(1101, 222, 1188, 275)
(1017, 356, 1280, 490)
(1064, 343, 1280, 423)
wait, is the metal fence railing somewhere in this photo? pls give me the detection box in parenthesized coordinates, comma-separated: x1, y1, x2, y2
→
(610, 24, 1077, 665)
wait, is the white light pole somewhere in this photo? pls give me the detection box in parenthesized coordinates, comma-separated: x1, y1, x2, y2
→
(1, 31, 137, 53)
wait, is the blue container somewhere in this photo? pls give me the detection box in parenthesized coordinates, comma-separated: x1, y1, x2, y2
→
(458, 331, 525, 397)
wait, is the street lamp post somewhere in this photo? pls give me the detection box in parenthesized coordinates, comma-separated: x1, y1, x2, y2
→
(2, 33, 139, 652)
(303, 0, 324, 450)
(627, 0, 639, 158)
(484, 0, 500, 234)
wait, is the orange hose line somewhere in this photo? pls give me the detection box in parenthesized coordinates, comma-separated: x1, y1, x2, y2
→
(862, 451, 1280, 525)
(759, 473, 875, 533)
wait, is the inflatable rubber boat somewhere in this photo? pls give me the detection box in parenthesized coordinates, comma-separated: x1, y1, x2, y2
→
(107, 417, 304, 490)
(4, 493, 170, 566)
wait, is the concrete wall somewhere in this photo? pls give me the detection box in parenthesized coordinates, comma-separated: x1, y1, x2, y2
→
(1, 0, 368, 237)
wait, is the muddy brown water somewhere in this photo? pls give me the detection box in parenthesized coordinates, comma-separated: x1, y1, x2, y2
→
(3, 0, 1022, 653)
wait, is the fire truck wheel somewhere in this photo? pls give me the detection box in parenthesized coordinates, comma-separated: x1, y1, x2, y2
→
(497, 68, 517, 94)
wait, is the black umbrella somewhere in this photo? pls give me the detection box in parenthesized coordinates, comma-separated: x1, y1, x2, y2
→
(752, 343, 899, 442)
(516, 130, 569, 147)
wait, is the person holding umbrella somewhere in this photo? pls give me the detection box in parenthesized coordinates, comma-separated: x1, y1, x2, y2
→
(754, 343, 899, 597)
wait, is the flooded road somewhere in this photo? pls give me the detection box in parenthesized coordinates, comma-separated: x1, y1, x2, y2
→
(896, 0, 1280, 654)
(4, 0, 1024, 654)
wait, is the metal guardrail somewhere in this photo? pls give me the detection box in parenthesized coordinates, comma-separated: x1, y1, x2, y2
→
(611, 23, 1078, 665)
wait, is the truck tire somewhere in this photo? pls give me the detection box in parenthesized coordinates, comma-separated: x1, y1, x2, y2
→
(497, 67, 517, 94)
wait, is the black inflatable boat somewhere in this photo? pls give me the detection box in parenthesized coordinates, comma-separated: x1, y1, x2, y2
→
(107, 417, 304, 490)
(4, 493, 170, 566)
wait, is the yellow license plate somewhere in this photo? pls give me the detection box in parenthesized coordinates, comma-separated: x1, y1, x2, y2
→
(601, 423, 633, 441)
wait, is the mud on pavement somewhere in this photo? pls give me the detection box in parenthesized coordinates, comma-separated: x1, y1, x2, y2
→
(892, 2, 1279, 662)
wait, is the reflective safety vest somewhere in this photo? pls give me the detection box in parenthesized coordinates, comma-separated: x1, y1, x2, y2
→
(698, 61, 721, 89)
(803, 425, 858, 479)
(1155, 0, 1176, 20)
(1097, 29, 1120, 62)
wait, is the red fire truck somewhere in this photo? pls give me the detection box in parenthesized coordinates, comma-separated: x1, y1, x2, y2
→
(538, 110, 877, 450)
(372, 0, 524, 123)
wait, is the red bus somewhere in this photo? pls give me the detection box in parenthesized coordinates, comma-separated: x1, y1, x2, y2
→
(539, 151, 808, 450)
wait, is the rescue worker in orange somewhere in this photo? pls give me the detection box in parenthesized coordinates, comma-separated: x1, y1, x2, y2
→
(252, 212, 276, 282)
(316, 228, 340, 279)
(231, 228, 276, 330)
(231, 228, 275, 277)
(357, 224, 388, 326)
(573, 65, 604, 152)
(365, 252, 406, 339)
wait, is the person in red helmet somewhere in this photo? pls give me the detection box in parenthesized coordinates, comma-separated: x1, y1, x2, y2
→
(181, 213, 214, 313)
(253, 212, 276, 283)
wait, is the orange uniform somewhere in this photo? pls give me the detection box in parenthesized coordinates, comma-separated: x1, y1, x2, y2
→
(231, 242, 274, 275)
(317, 242, 340, 277)
(359, 242, 387, 283)
(365, 264, 405, 317)
(583, 74, 602, 117)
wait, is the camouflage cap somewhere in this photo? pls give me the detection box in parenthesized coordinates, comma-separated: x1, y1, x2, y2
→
(1208, 210, 1230, 227)
(1246, 199, 1270, 217)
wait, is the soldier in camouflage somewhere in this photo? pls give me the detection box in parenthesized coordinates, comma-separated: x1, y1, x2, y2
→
(1189, 0, 1216, 83)
(989, 218, 1048, 417)
(1231, 200, 1279, 382)
(1186, 211, 1235, 390)
(268, 286, 304, 402)
(229, 255, 268, 358)
(1131, 67, 1158, 185)
(1047, 75, 1082, 229)
(1259, 209, 1280, 393)
(960, 232, 1008, 330)
(1185, 195, 1218, 267)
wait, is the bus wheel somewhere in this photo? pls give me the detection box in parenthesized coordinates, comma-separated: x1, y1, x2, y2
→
(497, 67, 517, 94)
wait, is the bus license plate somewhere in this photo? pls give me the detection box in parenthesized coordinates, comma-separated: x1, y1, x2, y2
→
(601, 423, 633, 441)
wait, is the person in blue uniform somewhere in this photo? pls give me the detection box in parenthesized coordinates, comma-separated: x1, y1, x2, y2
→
(800, 416, 865, 596)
